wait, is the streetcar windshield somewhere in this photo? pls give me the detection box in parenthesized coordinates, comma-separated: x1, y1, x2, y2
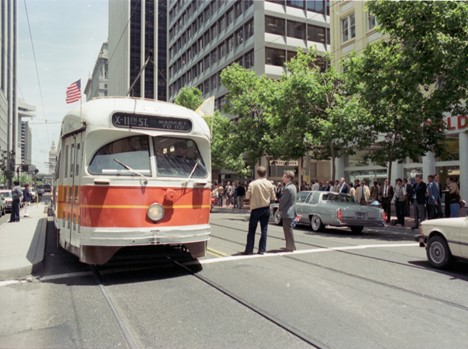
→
(154, 137, 207, 178)
(89, 135, 151, 175)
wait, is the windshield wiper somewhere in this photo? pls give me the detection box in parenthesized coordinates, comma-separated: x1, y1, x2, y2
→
(113, 158, 148, 185)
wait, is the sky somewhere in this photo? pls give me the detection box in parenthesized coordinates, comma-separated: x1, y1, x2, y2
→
(17, 0, 108, 174)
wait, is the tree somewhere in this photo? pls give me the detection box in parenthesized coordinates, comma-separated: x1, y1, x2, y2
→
(342, 1, 467, 180)
(367, 0, 468, 116)
(173, 86, 204, 111)
(269, 49, 373, 180)
(220, 64, 275, 169)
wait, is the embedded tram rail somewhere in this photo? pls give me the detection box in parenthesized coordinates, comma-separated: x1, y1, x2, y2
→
(90, 250, 326, 349)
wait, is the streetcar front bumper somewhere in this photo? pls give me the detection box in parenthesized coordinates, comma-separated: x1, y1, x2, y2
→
(79, 224, 211, 247)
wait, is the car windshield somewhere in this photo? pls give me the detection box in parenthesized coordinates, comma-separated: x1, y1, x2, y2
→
(0, 192, 11, 198)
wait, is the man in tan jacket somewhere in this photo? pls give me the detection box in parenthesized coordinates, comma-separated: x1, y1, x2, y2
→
(243, 166, 276, 255)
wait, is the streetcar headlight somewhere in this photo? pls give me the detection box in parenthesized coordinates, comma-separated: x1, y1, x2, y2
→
(147, 203, 165, 222)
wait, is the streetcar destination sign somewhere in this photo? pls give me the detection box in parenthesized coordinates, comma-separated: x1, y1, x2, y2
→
(112, 113, 192, 132)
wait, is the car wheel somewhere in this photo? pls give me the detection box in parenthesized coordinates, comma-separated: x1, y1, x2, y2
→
(350, 226, 364, 234)
(310, 215, 324, 232)
(427, 235, 453, 269)
(273, 209, 282, 225)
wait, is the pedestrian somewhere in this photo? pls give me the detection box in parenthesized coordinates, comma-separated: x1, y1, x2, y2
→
(393, 178, 406, 226)
(442, 177, 451, 218)
(278, 171, 297, 252)
(448, 177, 461, 218)
(369, 181, 380, 202)
(403, 178, 413, 217)
(434, 174, 443, 218)
(9, 180, 22, 222)
(275, 181, 284, 202)
(236, 182, 246, 209)
(217, 183, 224, 207)
(356, 179, 370, 205)
(380, 178, 394, 224)
(22, 183, 33, 217)
(426, 175, 439, 219)
(338, 177, 349, 194)
(225, 181, 233, 207)
(243, 166, 276, 255)
(411, 174, 427, 230)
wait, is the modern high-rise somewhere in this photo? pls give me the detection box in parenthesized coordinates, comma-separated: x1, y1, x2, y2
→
(167, 0, 330, 112)
(84, 42, 109, 101)
(0, 0, 18, 170)
(17, 98, 36, 166)
(108, 0, 167, 101)
(168, 0, 331, 182)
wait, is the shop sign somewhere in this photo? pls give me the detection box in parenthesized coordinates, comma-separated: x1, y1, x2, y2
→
(446, 115, 467, 131)
(269, 160, 299, 166)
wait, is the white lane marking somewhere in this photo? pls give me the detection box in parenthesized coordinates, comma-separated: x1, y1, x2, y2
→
(0, 280, 22, 287)
(39, 271, 93, 282)
(196, 243, 419, 265)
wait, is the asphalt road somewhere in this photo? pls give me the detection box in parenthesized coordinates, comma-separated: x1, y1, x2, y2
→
(1, 209, 467, 349)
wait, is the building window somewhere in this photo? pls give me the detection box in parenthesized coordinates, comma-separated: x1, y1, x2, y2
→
(265, 47, 285, 66)
(265, 16, 285, 36)
(341, 14, 355, 42)
(227, 35, 234, 53)
(235, 27, 244, 46)
(244, 50, 254, 68)
(266, 0, 285, 4)
(307, 24, 326, 44)
(287, 20, 306, 40)
(287, 0, 305, 9)
(306, 0, 325, 14)
(245, 19, 254, 39)
(235, 0, 243, 17)
(368, 13, 377, 30)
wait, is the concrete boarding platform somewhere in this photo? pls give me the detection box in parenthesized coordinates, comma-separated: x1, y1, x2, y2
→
(0, 203, 48, 281)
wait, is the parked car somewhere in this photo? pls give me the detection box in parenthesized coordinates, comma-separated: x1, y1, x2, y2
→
(270, 191, 385, 233)
(0, 190, 13, 213)
(416, 217, 468, 268)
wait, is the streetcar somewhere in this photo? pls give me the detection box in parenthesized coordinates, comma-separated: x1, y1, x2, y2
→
(53, 97, 212, 264)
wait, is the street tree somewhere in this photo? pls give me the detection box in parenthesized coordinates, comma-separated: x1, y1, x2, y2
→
(220, 64, 275, 170)
(173, 86, 204, 111)
(268, 49, 373, 180)
(367, 0, 468, 116)
(343, 0, 467, 180)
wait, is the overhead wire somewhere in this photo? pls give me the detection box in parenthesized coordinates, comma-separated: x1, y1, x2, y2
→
(22, 0, 49, 163)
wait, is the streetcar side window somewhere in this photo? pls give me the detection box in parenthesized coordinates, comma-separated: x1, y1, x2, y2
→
(154, 137, 207, 178)
(88, 136, 151, 176)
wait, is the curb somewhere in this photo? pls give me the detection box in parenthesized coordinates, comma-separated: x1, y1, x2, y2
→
(0, 211, 48, 281)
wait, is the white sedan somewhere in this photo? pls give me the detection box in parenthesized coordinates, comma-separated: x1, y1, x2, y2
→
(417, 217, 468, 268)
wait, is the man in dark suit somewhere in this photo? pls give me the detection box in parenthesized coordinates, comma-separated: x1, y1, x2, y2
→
(338, 177, 349, 194)
(278, 170, 298, 252)
(380, 178, 394, 224)
(412, 174, 427, 229)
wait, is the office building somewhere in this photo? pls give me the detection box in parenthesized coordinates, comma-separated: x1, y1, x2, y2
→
(168, 0, 330, 182)
(168, 0, 329, 109)
(84, 42, 109, 101)
(0, 0, 18, 169)
(108, 0, 167, 101)
(17, 98, 36, 165)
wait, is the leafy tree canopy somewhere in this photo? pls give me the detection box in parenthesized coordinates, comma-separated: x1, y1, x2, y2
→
(173, 86, 204, 111)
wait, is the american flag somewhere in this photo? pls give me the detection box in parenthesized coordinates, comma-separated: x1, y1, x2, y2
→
(66, 79, 81, 104)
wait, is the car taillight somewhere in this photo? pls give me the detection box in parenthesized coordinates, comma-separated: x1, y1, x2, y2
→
(336, 208, 343, 222)
(382, 210, 386, 222)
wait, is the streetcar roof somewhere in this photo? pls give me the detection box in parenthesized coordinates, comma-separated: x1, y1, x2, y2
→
(60, 97, 210, 138)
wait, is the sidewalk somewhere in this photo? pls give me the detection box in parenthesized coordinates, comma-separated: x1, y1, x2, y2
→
(0, 202, 48, 281)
